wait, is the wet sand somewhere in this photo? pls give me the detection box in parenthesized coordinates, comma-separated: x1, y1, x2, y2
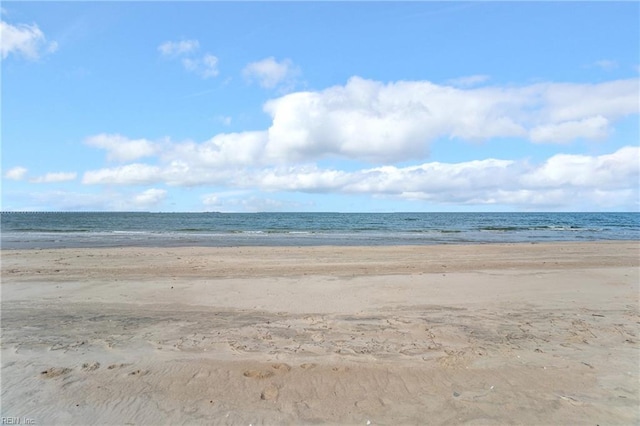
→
(1, 242, 639, 425)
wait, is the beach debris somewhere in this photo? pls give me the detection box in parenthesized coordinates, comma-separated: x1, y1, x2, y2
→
(453, 391, 461, 397)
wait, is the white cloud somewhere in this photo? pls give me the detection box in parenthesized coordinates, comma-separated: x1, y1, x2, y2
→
(75, 75, 639, 210)
(30, 172, 77, 183)
(82, 163, 161, 185)
(95, 77, 633, 169)
(202, 192, 295, 212)
(12, 189, 168, 211)
(182, 53, 219, 79)
(255, 159, 518, 196)
(4, 166, 28, 180)
(529, 115, 609, 143)
(162, 131, 268, 168)
(537, 79, 637, 123)
(249, 146, 639, 209)
(520, 146, 640, 190)
(158, 38, 218, 79)
(201, 54, 219, 77)
(158, 39, 199, 56)
(14, 190, 115, 211)
(243, 57, 299, 89)
(201, 190, 251, 207)
(133, 188, 167, 208)
(262, 77, 638, 162)
(81, 140, 639, 210)
(0, 20, 57, 59)
(297, 147, 635, 193)
(85, 134, 157, 162)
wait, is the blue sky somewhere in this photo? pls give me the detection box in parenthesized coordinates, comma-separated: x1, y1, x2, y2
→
(2, 1, 639, 212)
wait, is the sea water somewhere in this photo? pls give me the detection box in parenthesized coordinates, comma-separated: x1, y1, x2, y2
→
(1, 212, 638, 249)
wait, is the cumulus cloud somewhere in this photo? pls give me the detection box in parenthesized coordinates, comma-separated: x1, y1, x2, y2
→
(99, 76, 634, 167)
(250, 146, 639, 209)
(30, 172, 77, 183)
(261, 77, 639, 162)
(85, 134, 157, 162)
(81, 141, 639, 210)
(76, 75, 639, 210)
(158, 39, 218, 79)
(254, 159, 518, 196)
(529, 116, 610, 143)
(133, 188, 167, 208)
(520, 146, 640, 190)
(537, 79, 637, 123)
(162, 131, 267, 168)
(1, 20, 57, 59)
(4, 166, 28, 180)
(158, 39, 199, 56)
(82, 163, 161, 185)
(243, 57, 299, 89)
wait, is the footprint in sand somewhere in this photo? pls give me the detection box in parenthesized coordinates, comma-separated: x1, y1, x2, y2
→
(260, 384, 279, 401)
(300, 363, 317, 370)
(107, 363, 131, 370)
(81, 362, 100, 372)
(40, 367, 72, 378)
(243, 370, 274, 379)
(271, 363, 291, 372)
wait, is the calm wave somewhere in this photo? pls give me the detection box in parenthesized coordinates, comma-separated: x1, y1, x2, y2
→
(1, 212, 638, 249)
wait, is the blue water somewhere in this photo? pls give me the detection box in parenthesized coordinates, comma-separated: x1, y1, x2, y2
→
(1, 212, 638, 249)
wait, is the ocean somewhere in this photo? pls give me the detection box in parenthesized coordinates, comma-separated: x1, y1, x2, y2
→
(1, 211, 638, 249)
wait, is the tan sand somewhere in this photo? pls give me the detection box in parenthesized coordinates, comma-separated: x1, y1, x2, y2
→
(1, 242, 638, 425)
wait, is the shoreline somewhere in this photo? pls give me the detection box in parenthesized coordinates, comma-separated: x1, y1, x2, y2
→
(2, 241, 639, 424)
(3, 237, 639, 251)
(2, 241, 638, 280)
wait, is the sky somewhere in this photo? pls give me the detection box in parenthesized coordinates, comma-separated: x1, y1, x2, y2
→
(1, 1, 639, 212)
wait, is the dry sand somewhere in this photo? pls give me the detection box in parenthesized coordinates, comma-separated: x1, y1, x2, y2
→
(1, 242, 638, 425)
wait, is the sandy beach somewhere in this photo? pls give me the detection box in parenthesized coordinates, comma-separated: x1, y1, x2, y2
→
(1, 242, 638, 425)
